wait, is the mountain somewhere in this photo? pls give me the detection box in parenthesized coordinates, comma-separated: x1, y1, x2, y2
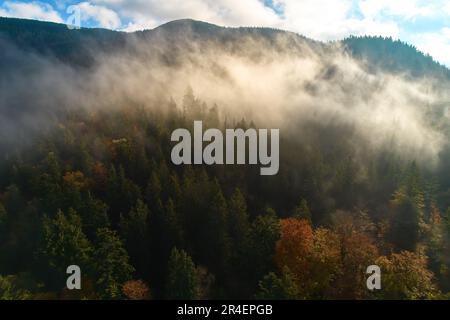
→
(1, 17, 448, 80)
(342, 35, 450, 80)
(1, 17, 450, 300)
(0, 17, 126, 67)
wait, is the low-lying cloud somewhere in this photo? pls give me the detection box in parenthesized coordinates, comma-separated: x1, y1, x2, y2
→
(0, 27, 448, 169)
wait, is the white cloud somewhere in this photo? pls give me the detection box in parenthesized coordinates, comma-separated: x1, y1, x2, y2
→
(275, 0, 354, 39)
(0, 0, 448, 66)
(0, 1, 63, 23)
(413, 27, 450, 67)
(77, 2, 121, 29)
(359, 0, 436, 21)
(92, 0, 401, 40)
(122, 20, 158, 32)
(274, 0, 399, 40)
(92, 0, 281, 31)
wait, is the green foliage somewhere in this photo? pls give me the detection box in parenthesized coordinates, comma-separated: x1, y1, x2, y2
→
(0, 82, 447, 299)
(375, 251, 438, 300)
(165, 248, 199, 300)
(93, 228, 134, 299)
(36, 209, 92, 288)
(445, 208, 450, 235)
(0, 203, 6, 234)
(386, 163, 428, 252)
(78, 192, 110, 238)
(343, 36, 450, 80)
(246, 209, 281, 291)
(228, 188, 250, 262)
(291, 198, 311, 222)
(0, 274, 32, 300)
(388, 188, 425, 252)
(120, 199, 151, 279)
(256, 269, 298, 300)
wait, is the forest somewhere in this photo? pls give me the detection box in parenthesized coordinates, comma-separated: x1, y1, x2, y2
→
(0, 17, 450, 300)
(0, 92, 448, 299)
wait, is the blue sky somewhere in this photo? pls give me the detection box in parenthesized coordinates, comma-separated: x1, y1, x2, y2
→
(1, 0, 449, 67)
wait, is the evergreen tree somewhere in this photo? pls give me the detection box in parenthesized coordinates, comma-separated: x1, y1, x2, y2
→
(247, 209, 281, 290)
(0, 203, 6, 235)
(78, 192, 110, 239)
(204, 181, 230, 277)
(165, 247, 199, 300)
(255, 268, 298, 300)
(93, 228, 134, 299)
(388, 189, 423, 251)
(228, 188, 250, 257)
(36, 209, 92, 289)
(164, 198, 184, 247)
(0, 274, 32, 300)
(291, 198, 311, 222)
(120, 199, 150, 279)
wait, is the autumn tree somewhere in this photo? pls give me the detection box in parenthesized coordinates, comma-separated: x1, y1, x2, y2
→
(308, 228, 342, 298)
(330, 210, 379, 298)
(275, 218, 348, 298)
(376, 251, 438, 299)
(122, 280, 151, 300)
(275, 218, 314, 280)
(340, 233, 379, 298)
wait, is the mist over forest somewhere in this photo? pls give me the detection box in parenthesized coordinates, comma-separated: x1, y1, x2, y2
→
(0, 17, 450, 300)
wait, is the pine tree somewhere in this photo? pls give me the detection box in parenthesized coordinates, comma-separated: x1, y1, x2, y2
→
(0, 203, 6, 234)
(164, 198, 184, 246)
(145, 171, 162, 210)
(93, 228, 134, 299)
(255, 268, 298, 300)
(248, 209, 281, 289)
(37, 209, 92, 289)
(79, 192, 110, 239)
(165, 247, 199, 300)
(291, 198, 311, 222)
(228, 188, 250, 256)
(0, 274, 32, 300)
(388, 189, 423, 251)
(120, 199, 150, 278)
(205, 181, 230, 276)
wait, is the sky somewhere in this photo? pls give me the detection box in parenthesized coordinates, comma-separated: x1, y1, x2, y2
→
(0, 0, 449, 67)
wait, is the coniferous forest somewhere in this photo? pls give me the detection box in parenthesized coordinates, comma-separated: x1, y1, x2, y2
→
(0, 17, 450, 300)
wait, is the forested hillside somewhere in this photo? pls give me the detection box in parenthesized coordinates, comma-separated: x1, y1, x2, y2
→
(0, 17, 449, 300)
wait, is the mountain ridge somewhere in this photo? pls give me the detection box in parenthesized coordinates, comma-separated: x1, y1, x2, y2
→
(0, 16, 449, 80)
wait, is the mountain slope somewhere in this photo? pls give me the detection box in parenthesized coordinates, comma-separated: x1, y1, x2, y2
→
(342, 35, 450, 80)
(1, 17, 448, 80)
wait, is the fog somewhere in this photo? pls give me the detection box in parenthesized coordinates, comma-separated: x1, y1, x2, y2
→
(0, 25, 448, 168)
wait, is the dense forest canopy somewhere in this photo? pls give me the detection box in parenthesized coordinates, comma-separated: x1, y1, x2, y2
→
(0, 17, 450, 299)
